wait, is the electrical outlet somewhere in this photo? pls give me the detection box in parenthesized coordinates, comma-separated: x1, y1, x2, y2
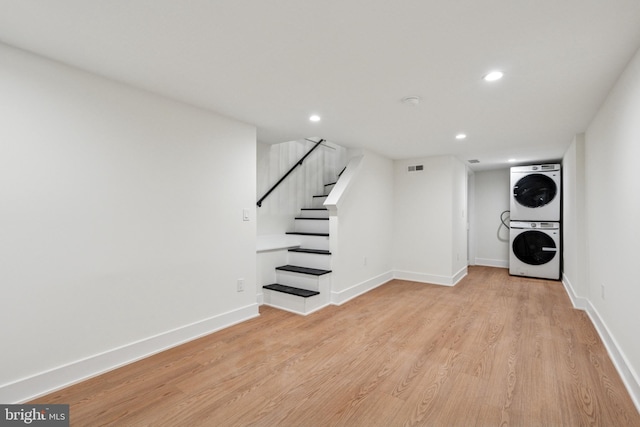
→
(237, 278, 244, 292)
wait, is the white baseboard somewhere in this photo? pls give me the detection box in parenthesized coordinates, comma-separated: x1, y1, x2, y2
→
(583, 301, 640, 413)
(561, 273, 639, 413)
(0, 304, 260, 404)
(475, 258, 509, 268)
(331, 271, 393, 306)
(452, 266, 468, 285)
(561, 273, 589, 310)
(393, 268, 467, 287)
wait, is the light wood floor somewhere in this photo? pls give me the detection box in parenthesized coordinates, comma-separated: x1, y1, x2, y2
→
(32, 266, 640, 426)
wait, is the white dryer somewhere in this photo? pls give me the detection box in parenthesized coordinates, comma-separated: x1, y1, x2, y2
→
(510, 164, 561, 221)
(509, 221, 561, 280)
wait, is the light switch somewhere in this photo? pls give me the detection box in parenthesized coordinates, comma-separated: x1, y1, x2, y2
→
(243, 208, 250, 221)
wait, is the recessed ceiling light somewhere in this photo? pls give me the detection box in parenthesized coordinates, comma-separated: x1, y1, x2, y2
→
(508, 158, 516, 163)
(455, 133, 467, 140)
(484, 71, 504, 82)
(309, 115, 321, 122)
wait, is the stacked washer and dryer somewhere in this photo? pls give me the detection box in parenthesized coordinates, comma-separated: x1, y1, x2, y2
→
(509, 164, 561, 280)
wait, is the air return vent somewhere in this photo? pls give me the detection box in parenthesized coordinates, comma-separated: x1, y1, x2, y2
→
(467, 159, 480, 164)
(407, 164, 424, 172)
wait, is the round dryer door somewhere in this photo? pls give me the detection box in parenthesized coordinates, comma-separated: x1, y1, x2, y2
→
(513, 174, 557, 208)
(512, 231, 557, 265)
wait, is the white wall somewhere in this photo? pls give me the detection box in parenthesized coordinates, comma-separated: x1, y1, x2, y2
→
(452, 159, 468, 273)
(576, 46, 640, 404)
(561, 134, 588, 302)
(467, 172, 476, 265)
(327, 149, 395, 303)
(0, 43, 258, 402)
(473, 168, 510, 267)
(392, 155, 468, 285)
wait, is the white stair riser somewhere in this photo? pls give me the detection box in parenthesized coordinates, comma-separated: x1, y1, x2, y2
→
(275, 271, 331, 292)
(288, 252, 331, 270)
(263, 288, 330, 315)
(311, 196, 327, 208)
(293, 234, 329, 250)
(263, 290, 320, 314)
(324, 183, 335, 194)
(294, 219, 329, 234)
(298, 209, 329, 218)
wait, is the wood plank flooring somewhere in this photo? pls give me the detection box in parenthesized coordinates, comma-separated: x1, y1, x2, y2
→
(31, 266, 640, 426)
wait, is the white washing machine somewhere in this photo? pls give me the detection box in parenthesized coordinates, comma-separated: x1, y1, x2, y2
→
(510, 164, 561, 221)
(509, 221, 561, 280)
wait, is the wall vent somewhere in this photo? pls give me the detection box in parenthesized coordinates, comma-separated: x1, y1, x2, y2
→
(467, 159, 480, 164)
(407, 164, 424, 172)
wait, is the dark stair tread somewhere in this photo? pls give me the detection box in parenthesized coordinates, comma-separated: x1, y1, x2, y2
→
(276, 265, 332, 275)
(286, 232, 329, 236)
(263, 284, 319, 298)
(324, 182, 337, 187)
(301, 208, 327, 211)
(288, 248, 331, 255)
(294, 217, 329, 220)
(313, 194, 328, 198)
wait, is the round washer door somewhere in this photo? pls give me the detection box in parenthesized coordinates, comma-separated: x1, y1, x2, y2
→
(513, 174, 557, 208)
(512, 230, 557, 265)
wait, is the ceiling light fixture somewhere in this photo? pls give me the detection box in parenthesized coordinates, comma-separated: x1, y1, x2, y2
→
(401, 96, 421, 106)
(508, 158, 516, 163)
(484, 71, 504, 82)
(455, 133, 467, 140)
(309, 115, 321, 122)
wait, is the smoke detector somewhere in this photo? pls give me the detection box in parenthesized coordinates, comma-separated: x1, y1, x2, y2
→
(401, 96, 421, 106)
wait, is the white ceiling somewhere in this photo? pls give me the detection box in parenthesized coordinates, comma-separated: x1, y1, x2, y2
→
(1, 1, 640, 170)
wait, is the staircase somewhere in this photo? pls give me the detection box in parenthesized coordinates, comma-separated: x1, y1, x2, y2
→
(262, 181, 336, 315)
